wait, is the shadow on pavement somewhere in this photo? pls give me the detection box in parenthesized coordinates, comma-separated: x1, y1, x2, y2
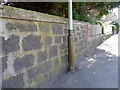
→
(50, 48, 118, 88)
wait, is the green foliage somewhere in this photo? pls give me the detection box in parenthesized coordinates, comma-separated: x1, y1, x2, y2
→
(110, 21, 119, 33)
(11, 2, 120, 24)
(72, 2, 120, 24)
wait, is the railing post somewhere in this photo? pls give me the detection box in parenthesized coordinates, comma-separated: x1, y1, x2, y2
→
(68, 0, 74, 72)
(0, 4, 2, 90)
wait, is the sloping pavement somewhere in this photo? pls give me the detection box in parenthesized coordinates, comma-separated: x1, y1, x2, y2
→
(50, 34, 118, 88)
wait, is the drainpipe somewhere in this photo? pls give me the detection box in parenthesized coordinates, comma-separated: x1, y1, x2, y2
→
(68, 0, 74, 72)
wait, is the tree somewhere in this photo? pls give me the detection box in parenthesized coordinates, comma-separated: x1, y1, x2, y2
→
(72, 2, 120, 24)
(2, 2, 120, 24)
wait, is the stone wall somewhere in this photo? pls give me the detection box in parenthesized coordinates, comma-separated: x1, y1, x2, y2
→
(72, 24, 104, 64)
(0, 5, 110, 88)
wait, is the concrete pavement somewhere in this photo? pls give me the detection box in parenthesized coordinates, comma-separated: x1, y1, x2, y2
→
(50, 34, 118, 88)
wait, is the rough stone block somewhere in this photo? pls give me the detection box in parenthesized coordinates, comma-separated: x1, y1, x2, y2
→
(60, 55, 68, 66)
(53, 59, 59, 69)
(55, 36, 61, 44)
(45, 37, 52, 45)
(49, 45, 58, 59)
(60, 43, 67, 50)
(63, 36, 67, 42)
(6, 22, 37, 32)
(22, 35, 41, 51)
(77, 32, 81, 36)
(2, 35, 19, 54)
(2, 56, 7, 73)
(80, 26, 84, 30)
(2, 74, 24, 88)
(80, 40, 84, 47)
(29, 74, 45, 87)
(63, 48, 68, 54)
(64, 28, 68, 35)
(52, 24, 63, 35)
(75, 48, 79, 54)
(76, 26, 80, 30)
(73, 26, 76, 31)
(74, 37, 78, 42)
(79, 36, 82, 40)
(43, 61, 52, 73)
(43, 72, 50, 83)
(39, 22, 50, 32)
(14, 54, 34, 71)
(27, 65, 43, 79)
(38, 51, 48, 63)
